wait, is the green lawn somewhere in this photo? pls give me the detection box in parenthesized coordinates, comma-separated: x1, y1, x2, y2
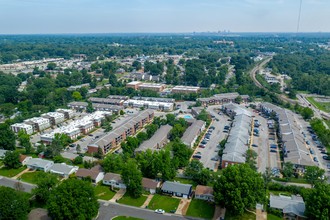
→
(148, 194, 180, 213)
(306, 97, 330, 113)
(20, 171, 42, 184)
(112, 216, 143, 220)
(94, 184, 117, 200)
(225, 211, 256, 220)
(273, 177, 308, 184)
(267, 214, 282, 220)
(325, 120, 330, 128)
(117, 194, 148, 207)
(0, 166, 26, 177)
(186, 199, 215, 219)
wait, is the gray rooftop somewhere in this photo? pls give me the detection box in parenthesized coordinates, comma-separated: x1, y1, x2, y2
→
(161, 181, 192, 195)
(49, 163, 78, 175)
(270, 195, 305, 217)
(181, 120, 205, 147)
(26, 158, 53, 168)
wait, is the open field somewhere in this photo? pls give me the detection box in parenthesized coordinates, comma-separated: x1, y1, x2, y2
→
(0, 166, 26, 177)
(186, 199, 215, 219)
(20, 171, 41, 184)
(94, 184, 116, 200)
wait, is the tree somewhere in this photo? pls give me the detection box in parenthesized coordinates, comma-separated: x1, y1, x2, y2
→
(246, 149, 257, 171)
(72, 91, 82, 101)
(86, 101, 94, 113)
(120, 110, 125, 115)
(304, 166, 326, 187)
(102, 154, 123, 173)
(196, 109, 209, 122)
(73, 156, 83, 165)
(262, 167, 273, 188)
(235, 95, 243, 104)
(0, 123, 16, 150)
(121, 159, 143, 198)
(0, 186, 30, 220)
(37, 143, 46, 154)
(47, 178, 99, 220)
(305, 183, 330, 220)
(18, 130, 32, 154)
(301, 107, 314, 120)
(169, 124, 185, 140)
(104, 124, 113, 132)
(33, 172, 59, 203)
(45, 134, 70, 158)
(172, 140, 192, 168)
(282, 162, 294, 179)
(4, 151, 21, 169)
(214, 164, 265, 215)
(76, 144, 81, 153)
(47, 62, 57, 70)
(184, 160, 203, 180)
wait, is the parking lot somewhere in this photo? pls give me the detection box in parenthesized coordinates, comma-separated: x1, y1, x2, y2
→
(191, 106, 229, 171)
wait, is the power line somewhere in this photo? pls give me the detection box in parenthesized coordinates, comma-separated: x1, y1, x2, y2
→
(296, 0, 303, 33)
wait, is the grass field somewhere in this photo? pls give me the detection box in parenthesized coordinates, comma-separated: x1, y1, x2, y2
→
(20, 171, 41, 184)
(94, 184, 116, 200)
(0, 166, 26, 177)
(186, 199, 215, 219)
(267, 214, 282, 220)
(225, 211, 256, 220)
(306, 96, 330, 113)
(148, 194, 180, 213)
(117, 194, 147, 207)
(112, 216, 143, 220)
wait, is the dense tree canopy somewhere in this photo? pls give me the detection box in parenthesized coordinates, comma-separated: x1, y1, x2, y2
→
(304, 183, 330, 220)
(47, 178, 99, 220)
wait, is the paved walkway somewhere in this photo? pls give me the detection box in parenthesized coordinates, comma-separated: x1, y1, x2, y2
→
(256, 208, 267, 220)
(110, 188, 126, 202)
(140, 194, 154, 208)
(175, 198, 191, 215)
(12, 168, 31, 180)
(213, 206, 225, 220)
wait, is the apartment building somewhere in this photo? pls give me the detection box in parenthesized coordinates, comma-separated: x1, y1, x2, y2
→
(198, 92, 250, 106)
(171, 86, 200, 94)
(123, 99, 174, 111)
(11, 123, 34, 135)
(41, 112, 65, 126)
(24, 117, 51, 132)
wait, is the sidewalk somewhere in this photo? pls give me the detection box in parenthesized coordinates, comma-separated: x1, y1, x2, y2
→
(12, 168, 31, 180)
(110, 188, 126, 202)
(213, 206, 225, 220)
(140, 194, 154, 208)
(175, 198, 191, 215)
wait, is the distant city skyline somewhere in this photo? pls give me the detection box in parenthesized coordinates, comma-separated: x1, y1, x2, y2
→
(0, 0, 329, 34)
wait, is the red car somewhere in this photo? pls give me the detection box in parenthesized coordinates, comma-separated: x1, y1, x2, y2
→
(199, 144, 206, 148)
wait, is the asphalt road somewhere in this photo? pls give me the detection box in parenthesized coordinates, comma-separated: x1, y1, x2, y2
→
(0, 176, 36, 193)
(98, 201, 192, 220)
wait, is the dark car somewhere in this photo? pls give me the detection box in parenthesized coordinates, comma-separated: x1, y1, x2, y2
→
(323, 156, 330, 160)
(270, 149, 277, 153)
(252, 144, 258, 148)
(199, 144, 206, 148)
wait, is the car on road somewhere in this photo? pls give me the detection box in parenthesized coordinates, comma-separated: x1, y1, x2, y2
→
(88, 134, 93, 136)
(252, 144, 258, 148)
(155, 209, 165, 214)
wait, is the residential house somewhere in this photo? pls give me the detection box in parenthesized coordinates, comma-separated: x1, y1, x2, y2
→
(102, 172, 126, 189)
(195, 185, 214, 202)
(161, 181, 192, 199)
(269, 195, 306, 220)
(142, 178, 159, 194)
(49, 163, 79, 179)
(26, 158, 54, 172)
(19, 155, 32, 166)
(75, 165, 104, 184)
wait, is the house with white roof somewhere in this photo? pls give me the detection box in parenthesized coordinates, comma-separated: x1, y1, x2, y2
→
(49, 163, 79, 178)
(26, 158, 54, 172)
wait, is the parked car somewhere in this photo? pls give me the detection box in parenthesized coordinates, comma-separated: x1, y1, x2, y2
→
(196, 152, 202, 155)
(323, 156, 330, 161)
(199, 144, 206, 148)
(314, 157, 319, 162)
(270, 144, 277, 149)
(252, 144, 258, 148)
(155, 209, 165, 214)
(310, 149, 315, 154)
(201, 141, 207, 145)
(210, 126, 215, 130)
(306, 141, 310, 145)
(192, 154, 202, 159)
(211, 157, 218, 161)
(270, 149, 277, 153)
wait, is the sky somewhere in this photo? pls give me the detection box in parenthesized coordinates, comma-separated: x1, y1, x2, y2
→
(0, 0, 329, 34)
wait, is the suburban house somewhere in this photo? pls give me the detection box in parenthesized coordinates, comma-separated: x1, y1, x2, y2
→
(49, 163, 79, 179)
(26, 158, 54, 172)
(270, 195, 306, 220)
(102, 173, 126, 189)
(75, 165, 104, 184)
(142, 178, 159, 194)
(161, 181, 192, 199)
(195, 185, 214, 202)
(19, 155, 32, 166)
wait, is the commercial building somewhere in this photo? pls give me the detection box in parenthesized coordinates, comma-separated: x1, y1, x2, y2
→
(11, 123, 34, 135)
(221, 104, 252, 168)
(41, 112, 65, 126)
(24, 117, 51, 132)
(197, 92, 250, 106)
(138, 83, 166, 92)
(135, 125, 172, 153)
(181, 120, 206, 148)
(123, 99, 174, 112)
(132, 96, 175, 103)
(171, 85, 200, 94)
(87, 110, 154, 154)
(260, 103, 314, 167)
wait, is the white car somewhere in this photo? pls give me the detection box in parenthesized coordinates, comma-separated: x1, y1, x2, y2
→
(154, 209, 165, 214)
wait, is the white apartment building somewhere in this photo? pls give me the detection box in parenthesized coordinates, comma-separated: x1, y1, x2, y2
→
(11, 123, 34, 135)
(24, 117, 51, 132)
(42, 112, 65, 125)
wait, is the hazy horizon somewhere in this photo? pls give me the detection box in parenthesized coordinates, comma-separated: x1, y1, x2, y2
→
(1, 0, 330, 34)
